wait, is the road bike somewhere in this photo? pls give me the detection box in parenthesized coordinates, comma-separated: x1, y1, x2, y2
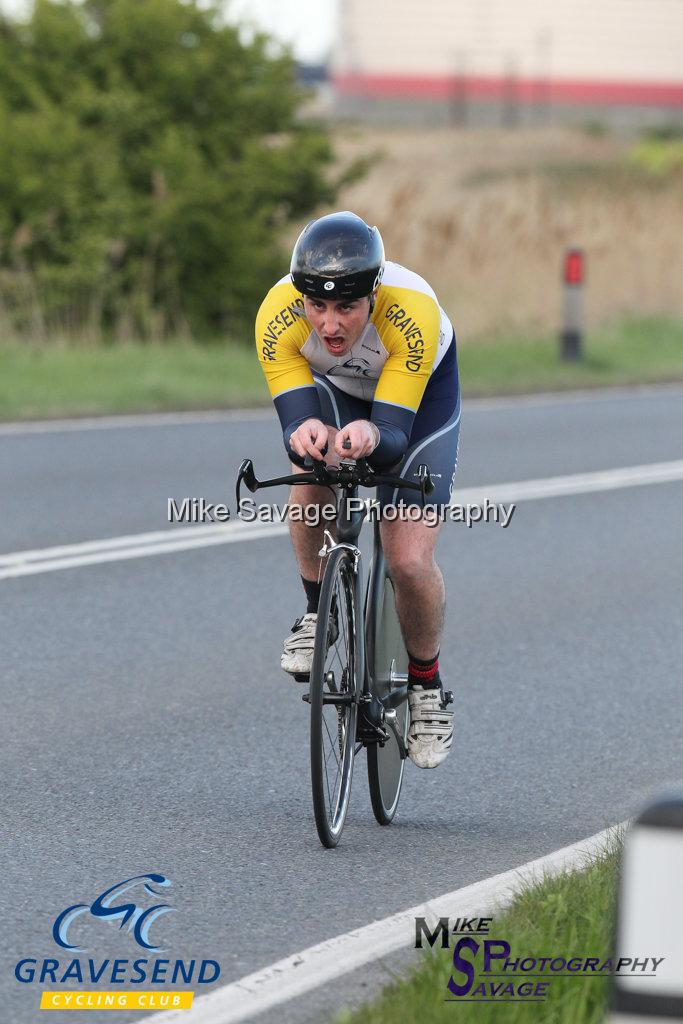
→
(236, 448, 450, 848)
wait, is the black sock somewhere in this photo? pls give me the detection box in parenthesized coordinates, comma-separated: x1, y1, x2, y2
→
(301, 576, 322, 614)
(407, 650, 441, 689)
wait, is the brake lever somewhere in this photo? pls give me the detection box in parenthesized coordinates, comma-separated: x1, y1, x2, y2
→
(416, 463, 434, 505)
(236, 458, 259, 510)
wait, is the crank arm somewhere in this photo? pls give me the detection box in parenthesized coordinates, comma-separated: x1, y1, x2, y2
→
(383, 708, 408, 760)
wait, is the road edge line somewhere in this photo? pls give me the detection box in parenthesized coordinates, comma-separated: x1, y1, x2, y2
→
(2, 382, 682, 434)
(141, 821, 627, 1024)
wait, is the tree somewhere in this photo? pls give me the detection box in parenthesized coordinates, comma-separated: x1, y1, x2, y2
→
(0, 0, 334, 340)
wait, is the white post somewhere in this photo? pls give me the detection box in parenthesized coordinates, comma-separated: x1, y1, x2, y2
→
(560, 247, 585, 361)
(611, 792, 683, 1022)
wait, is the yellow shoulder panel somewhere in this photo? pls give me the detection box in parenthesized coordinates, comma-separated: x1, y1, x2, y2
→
(372, 285, 441, 410)
(255, 282, 314, 399)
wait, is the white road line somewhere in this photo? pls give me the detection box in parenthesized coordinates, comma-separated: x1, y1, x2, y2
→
(1, 382, 682, 434)
(0, 523, 264, 567)
(460, 381, 683, 412)
(455, 459, 683, 505)
(139, 823, 625, 1024)
(0, 524, 288, 580)
(0, 408, 272, 435)
(2, 459, 683, 581)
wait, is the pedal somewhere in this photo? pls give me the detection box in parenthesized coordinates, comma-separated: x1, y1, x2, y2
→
(356, 720, 389, 746)
(443, 689, 454, 706)
(301, 692, 311, 704)
(294, 672, 310, 683)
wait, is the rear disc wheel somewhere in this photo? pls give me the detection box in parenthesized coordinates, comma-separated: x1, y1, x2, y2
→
(367, 559, 409, 825)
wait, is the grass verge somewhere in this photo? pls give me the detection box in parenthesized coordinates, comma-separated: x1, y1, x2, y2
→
(0, 340, 270, 421)
(335, 837, 621, 1024)
(0, 317, 681, 421)
(458, 317, 683, 397)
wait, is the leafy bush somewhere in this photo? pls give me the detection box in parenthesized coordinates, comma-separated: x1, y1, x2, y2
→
(0, 0, 335, 341)
(629, 126, 683, 176)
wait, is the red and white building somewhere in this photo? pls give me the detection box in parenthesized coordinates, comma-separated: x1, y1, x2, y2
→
(331, 0, 683, 126)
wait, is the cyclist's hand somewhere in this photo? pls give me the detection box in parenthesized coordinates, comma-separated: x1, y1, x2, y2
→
(289, 418, 330, 461)
(334, 420, 379, 459)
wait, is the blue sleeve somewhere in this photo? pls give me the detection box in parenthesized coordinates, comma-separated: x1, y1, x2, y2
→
(369, 400, 415, 469)
(274, 385, 323, 462)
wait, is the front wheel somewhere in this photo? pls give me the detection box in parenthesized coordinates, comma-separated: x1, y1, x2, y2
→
(310, 547, 360, 848)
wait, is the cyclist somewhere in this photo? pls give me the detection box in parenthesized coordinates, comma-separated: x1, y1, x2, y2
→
(255, 211, 460, 769)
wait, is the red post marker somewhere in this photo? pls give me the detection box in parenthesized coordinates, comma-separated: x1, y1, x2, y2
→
(561, 247, 585, 361)
(564, 248, 585, 286)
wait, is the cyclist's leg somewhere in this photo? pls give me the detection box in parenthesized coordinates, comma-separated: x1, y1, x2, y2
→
(380, 516, 445, 660)
(379, 498, 455, 768)
(377, 341, 461, 661)
(379, 497, 455, 767)
(376, 351, 460, 765)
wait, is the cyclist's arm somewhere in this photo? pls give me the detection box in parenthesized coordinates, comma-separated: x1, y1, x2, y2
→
(255, 287, 323, 463)
(368, 293, 441, 467)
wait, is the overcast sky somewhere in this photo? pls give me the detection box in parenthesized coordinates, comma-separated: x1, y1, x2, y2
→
(0, 0, 337, 62)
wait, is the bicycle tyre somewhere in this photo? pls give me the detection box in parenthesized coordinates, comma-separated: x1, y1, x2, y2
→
(366, 546, 409, 825)
(310, 546, 360, 848)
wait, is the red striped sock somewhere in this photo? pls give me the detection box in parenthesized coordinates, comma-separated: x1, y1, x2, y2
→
(408, 651, 441, 689)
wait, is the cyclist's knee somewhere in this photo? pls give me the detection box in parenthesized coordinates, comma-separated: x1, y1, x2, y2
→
(385, 543, 435, 584)
(382, 520, 440, 582)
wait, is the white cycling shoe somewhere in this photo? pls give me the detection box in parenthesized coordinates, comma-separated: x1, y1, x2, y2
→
(407, 685, 454, 769)
(281, 613, 317, 677)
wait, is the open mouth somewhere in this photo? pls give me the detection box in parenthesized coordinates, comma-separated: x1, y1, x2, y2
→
(324, 336, 346, 354)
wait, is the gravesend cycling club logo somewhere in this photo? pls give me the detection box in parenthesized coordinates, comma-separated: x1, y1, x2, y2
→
(53, 873, 174, 953)
(14, 872, 221, 1013)
(414, 916, 666, 1004)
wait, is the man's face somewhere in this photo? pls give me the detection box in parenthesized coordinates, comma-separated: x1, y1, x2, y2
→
(303, 295, 372, 357)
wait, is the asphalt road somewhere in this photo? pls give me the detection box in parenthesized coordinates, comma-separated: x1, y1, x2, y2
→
(1, 386, 682, 1024)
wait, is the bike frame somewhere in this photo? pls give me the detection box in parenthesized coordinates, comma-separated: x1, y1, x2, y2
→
(235, 453, 430, 752)
(319, 466, 409, 753)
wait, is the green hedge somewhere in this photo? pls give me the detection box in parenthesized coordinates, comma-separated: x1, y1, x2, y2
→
(0, 0, 334, 340)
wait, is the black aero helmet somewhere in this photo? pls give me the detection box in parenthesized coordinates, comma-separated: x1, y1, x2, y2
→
(290, 211, 385, 300)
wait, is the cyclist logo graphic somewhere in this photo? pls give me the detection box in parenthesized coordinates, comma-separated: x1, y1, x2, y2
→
(328, 357, 373, 378)
(52, 873, 175, 953)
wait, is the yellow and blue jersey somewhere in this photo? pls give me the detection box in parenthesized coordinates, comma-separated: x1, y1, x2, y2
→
(255, 260, 456, 465)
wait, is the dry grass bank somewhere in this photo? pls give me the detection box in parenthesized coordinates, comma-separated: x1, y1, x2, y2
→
(326, 126, 683, 340)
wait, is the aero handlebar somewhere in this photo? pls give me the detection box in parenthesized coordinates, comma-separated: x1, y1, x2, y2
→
(236, 446, 434, 510)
